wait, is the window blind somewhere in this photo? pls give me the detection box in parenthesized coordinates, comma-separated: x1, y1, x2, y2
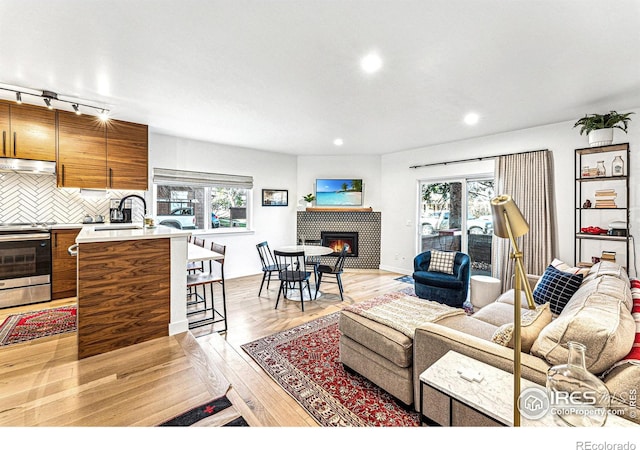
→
(153, 168, 253, 189)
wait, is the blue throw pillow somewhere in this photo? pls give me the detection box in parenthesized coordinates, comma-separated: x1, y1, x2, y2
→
(533, 264, 584, 315)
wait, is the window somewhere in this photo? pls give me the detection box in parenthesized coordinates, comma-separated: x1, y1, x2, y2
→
(153, 168, 252, 231)
(419, 177, 494, 275)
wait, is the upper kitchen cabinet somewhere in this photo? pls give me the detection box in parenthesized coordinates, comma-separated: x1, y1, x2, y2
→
(0, 100, 56, 161)
(107, 119, 148, 190)
(57, 110, 107, 189)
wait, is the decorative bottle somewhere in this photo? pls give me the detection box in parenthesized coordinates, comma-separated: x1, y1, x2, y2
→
(596, 161, 606, 177)
(611, 156, 624, 176)
(546, 341, 610, 427)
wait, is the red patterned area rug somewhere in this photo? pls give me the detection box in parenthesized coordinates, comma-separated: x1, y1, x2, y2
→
(0, 306, 77, 346)
(241, 310, 420, 427)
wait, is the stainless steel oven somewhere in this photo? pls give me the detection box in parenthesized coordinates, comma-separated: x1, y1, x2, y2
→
(0, 224, 52, 309)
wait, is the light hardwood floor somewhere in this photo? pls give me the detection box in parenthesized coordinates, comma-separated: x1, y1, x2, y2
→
(0, 269, 410, 427)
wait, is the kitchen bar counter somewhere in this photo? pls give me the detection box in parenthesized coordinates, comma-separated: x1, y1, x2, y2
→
(76, 222, 192, 242)
(74, 223, 191, 359)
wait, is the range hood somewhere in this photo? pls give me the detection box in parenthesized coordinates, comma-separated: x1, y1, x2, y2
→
(0, 158, 56, 175)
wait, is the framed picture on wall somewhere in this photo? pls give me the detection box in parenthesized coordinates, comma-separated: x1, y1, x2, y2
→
(262, 189, 288, 206)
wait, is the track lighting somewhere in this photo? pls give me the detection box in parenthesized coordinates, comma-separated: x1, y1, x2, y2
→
(0, 84, 110, 119)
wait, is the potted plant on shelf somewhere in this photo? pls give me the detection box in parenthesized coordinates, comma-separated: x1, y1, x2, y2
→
(573, 110, 634, 147)
(303, 193, 315, 208)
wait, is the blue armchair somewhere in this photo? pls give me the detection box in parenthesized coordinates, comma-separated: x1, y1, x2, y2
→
(412, 251, 471, 308)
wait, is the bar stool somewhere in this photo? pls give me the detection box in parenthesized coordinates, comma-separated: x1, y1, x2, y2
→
(186, 242, 227, 332)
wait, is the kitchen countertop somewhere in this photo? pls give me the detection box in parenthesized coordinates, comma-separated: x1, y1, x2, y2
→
(76, 223, 192, 243)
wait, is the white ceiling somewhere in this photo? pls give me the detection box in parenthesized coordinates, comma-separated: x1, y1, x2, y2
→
(1, 0, 639, 156)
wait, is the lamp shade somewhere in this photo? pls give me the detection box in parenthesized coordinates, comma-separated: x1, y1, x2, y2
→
(491, 194, 529, 239)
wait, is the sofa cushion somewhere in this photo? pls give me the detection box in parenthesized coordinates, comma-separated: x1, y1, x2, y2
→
(413, 270, 463, 290)
(533, 264, 583, 315)
(472, 301, 518, 327)
(427, 250, 456, 274)
(583, 260, 630, 286)
(491, 303, 552, 353)
(339, 310, 413, 368)
(531, 274, 636, 374)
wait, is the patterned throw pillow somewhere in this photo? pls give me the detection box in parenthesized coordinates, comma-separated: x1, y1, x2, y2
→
(622, 278, 640, 362)
(427, 250, 456, 275)
(533, 258, 589, 291)
(491, 303, 552, 353)
(533, 264, 584, 315)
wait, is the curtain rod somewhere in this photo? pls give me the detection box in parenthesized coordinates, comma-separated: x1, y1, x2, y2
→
(408, 148, 548, 169)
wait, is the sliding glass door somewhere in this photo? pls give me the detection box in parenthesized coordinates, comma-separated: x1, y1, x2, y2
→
(419, 178, 494, 275)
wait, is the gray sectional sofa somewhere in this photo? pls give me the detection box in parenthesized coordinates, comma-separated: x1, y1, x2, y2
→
(340, 261, 639, 426)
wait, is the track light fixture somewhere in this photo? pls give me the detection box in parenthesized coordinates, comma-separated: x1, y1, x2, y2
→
(0, 84, 110, 118)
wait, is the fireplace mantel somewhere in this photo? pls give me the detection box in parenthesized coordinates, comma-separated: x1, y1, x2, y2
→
(305, 207, 373, 212)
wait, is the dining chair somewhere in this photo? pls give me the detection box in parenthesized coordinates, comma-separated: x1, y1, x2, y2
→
(299, 237, 323, 287)
(256, 241, 284, 296)
(273, 250, 313, 312)
(186, 242, 227, 332)
(315, 244, 349, 301)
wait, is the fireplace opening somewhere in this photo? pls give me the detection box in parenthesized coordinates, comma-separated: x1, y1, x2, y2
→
(321, 231, 358, 257)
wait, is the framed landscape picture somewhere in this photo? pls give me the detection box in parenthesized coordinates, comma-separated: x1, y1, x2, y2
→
(262, 189, 288, 206)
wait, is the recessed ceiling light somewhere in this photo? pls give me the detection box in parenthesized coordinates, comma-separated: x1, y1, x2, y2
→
(333, 138, 344, 146)
(464, 113, 479, 125)
(360, 53, 383, 74)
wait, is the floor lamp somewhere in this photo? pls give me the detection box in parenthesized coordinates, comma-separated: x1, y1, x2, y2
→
(490, 194, 537, 427)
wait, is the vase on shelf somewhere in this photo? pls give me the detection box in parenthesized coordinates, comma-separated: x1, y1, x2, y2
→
(546, 341, 611, 427)
(596, 161, 606, 177)
(612, 156, 624, 176)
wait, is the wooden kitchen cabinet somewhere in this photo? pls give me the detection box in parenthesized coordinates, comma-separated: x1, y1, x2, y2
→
(52, 228, 81, 300)
(57, 111, 107, 188)
(0, 99, 56, 161)
(107, 119, 148, 190)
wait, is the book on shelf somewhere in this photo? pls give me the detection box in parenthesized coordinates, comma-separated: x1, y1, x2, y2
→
(601, 250, 616, 261)
(595, 189, 616, 196)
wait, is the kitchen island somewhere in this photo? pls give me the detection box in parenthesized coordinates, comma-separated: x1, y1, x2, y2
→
(75, 223, 192, 359)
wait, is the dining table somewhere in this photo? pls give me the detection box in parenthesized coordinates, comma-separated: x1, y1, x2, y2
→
(274, 244, 334, 300)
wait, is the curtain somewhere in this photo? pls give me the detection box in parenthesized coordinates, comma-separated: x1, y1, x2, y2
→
(153, 168, 253, 188)
(491, 150, 555, 290)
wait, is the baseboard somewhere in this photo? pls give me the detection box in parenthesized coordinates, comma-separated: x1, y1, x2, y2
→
(379, 264, 412, 275)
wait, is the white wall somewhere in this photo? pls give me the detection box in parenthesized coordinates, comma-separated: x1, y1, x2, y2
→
(149, 132, 298, 279)
(380, 110, 640, 276)
(296, 155, 382, 211)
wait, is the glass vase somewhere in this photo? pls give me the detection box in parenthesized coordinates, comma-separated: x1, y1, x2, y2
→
(596, 161, 606, 177)
(611, 155, 624, 176)
(546, 341, 610, 427)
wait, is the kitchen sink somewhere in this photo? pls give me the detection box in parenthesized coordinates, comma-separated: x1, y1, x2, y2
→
(94, 224, 143, 231)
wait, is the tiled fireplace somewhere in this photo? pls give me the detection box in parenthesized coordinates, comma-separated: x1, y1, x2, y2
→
(297, 210, 381, 269)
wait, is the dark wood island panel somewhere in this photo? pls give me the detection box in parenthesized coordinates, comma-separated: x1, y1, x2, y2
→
(77, 238, 171, 359)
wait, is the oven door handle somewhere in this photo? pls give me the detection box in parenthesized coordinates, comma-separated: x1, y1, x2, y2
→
(68, 243, 79, 256)
(0, 233, 50, 242)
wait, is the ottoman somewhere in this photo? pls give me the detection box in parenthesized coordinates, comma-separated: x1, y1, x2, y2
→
(339, 310, 414, 406)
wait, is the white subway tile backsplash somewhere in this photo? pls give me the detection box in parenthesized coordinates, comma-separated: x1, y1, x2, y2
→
(0, 172, 145, 224)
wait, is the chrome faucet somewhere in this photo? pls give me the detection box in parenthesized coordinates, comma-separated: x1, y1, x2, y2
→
(118, 194, 148, 219)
